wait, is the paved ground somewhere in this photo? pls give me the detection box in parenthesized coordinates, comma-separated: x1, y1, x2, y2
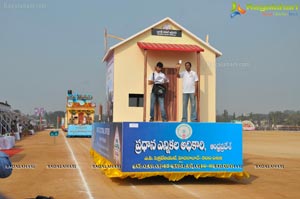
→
(0, 130, 299, 199)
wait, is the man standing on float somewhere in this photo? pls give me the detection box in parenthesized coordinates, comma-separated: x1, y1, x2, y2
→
(177, 61, 199, 122)
(148, 62, 169, 122)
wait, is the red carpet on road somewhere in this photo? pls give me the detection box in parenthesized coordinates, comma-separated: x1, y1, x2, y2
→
(0, 148, 23, 157)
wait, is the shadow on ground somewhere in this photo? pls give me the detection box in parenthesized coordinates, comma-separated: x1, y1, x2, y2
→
(112, 174, 258, 186)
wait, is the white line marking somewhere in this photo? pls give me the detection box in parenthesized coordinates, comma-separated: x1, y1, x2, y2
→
(62, 132, 94, 199)
(129, 183, 146, 197)
(172, 183, 201, 198)
(79, 142, 91, 151)
(130, 183, 137, 189)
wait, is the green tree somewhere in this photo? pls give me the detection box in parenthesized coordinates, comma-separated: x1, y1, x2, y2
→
(223, 110, 229, 122)
(44, 111, 65, 125)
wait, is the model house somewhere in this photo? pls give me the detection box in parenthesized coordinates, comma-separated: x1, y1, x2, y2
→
(102, 17, 222, 122)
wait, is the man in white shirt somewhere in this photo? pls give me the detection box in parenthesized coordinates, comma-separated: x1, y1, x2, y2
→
(177, 61, 199, 122)
(148, 62, 169, 122)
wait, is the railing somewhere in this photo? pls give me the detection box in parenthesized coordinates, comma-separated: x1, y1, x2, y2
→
(0, 113, 11, 134)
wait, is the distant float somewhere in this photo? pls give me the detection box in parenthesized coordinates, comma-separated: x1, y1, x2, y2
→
(242, 120, 255, 131)
(232, 120, 255, 131)
(63, 90, 95, 137)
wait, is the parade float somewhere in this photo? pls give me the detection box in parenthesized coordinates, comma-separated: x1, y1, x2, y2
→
(242, 120, 256, 131)
(64, 90, 95, 137)
(91, 17, 249, 181)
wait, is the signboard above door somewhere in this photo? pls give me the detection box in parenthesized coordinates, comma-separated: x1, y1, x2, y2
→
(151, 28, 182, 37)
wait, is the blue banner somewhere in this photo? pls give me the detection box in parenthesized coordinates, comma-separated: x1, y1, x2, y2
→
(92, 123, 122, 165)
(92, 122, 243, 173)
(122, 122, 243, 172)
(67, 125, 93, 137)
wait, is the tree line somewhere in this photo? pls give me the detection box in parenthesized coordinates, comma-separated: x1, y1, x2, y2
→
(32, 111, 65, 127)
(33, 109, 300, 129)
(217, 110, 300, 128)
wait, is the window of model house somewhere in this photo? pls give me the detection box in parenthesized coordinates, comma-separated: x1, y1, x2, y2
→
(129, 94, 144, 107)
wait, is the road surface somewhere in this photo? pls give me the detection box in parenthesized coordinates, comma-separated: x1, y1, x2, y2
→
(1, 130, 299, 199)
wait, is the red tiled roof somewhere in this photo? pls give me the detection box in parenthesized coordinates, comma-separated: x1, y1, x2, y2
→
(137, 42, 204, 52)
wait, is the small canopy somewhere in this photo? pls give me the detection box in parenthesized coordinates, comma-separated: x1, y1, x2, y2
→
(137, 42, 204, 52)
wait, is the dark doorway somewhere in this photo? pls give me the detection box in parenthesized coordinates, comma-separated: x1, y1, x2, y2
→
(155, 67, 177, 121)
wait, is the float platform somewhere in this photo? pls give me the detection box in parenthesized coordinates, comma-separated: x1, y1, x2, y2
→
(90, 122, 249, 181)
